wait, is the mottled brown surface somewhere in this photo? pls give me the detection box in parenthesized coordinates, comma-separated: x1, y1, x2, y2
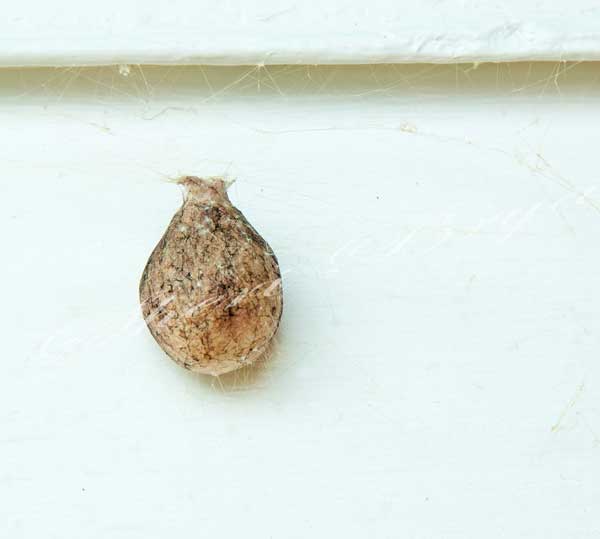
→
(139, 176, 283, 376)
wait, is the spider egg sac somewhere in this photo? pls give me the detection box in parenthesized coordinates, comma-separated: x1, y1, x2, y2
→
(139, 176, 283, 376)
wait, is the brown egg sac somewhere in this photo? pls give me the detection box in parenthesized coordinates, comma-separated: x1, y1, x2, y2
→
(139, 176, 283, 376)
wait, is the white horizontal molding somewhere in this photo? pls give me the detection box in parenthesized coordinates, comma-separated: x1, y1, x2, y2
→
(3, 0, 600, 65)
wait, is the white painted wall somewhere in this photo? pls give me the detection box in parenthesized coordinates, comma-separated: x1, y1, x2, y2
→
(1, 63, 599, 537)
(3, 0, 600, 65)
